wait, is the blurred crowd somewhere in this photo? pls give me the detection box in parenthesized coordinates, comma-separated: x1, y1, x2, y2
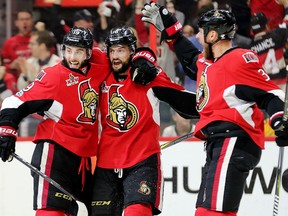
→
(0, 0, 287, 137)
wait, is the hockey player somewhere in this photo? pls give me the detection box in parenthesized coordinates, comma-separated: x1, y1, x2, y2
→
(250, 9, 288, 90)
(0, 26, 107, 216)
(0, 26, 157, 216)
(141, 2, 288, 216)
(89, 26, 198, 216)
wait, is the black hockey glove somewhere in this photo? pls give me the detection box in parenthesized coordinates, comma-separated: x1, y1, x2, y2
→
(130, 47, 159, 86)
(141, 2, 183, 43)
(0, 126, 17, 162)
(271, 115, 288, 147)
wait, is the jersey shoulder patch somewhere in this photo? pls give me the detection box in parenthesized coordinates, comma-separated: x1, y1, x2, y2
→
(242, 51, 259, 63)
(35, 70, 46, 81)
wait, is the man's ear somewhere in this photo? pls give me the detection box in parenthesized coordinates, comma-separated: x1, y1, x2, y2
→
(207, 30, 218, 43)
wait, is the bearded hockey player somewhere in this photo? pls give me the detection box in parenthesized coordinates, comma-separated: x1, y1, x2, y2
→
(141, 2, 288, 216)
(0, 26, 112, 216)
(89, 26, 198, 216)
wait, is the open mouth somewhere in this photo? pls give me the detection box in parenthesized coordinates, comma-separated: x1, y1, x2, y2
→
(113, 60, 122, 67)
(69, 61, 80, 68)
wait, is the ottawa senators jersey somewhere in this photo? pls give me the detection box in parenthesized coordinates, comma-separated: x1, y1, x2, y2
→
(0, 62, 110, 157)
(250, 22, 287, 83)
(97, 69, 196, 168)
(194, 48, 284, 148)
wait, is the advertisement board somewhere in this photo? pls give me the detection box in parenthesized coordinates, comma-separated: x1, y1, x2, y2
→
(0, 140, 287, 215)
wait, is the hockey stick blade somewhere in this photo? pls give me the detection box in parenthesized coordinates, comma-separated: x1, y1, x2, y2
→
(12, 152, 78, 201)
(160, 132, 194, 150)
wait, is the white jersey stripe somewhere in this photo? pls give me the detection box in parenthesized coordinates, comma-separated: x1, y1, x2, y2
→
(37, 142, 50, 208)
(216, 137, 237, 211)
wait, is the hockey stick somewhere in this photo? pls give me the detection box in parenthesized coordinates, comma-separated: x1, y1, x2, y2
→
(273, 148, 284, 216)
(273, 77, 288, 216)
(160, 132, 194, 150)
(12, 152, 79, 201)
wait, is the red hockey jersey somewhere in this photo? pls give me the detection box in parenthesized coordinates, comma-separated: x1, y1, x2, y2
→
(194, 48, 284, 149)
(97, 69, 189, 168)
(1, 34, 31, 77)
(1, 62, 110, 157)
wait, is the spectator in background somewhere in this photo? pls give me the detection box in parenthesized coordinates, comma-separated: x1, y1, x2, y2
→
(156, 30, 177, 81)
(176, 24, 200, 92)
(94, 0, 121, 49)
(189, 0, 215, 32)
(162, 108, 196, 137)
(166, 0, 185, 25)
(250, 9, 288, 91)
(227, 0, 257, 49)
(183, 24, 203, 51)
(0, 55, 16, 105)
(249, 0, 285, 30)
(182, 24, 194, 38)
(1, 10, 34, 80)
(229, 0, 251, 38)
(134, 0, 149, 47)
(94, 0, 141, 48)
(17, 30, 60, 90)
(50, 0, 98, 53)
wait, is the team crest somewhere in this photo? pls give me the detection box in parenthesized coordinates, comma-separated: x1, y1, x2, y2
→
(138, 181, 151, 195)
(196, 64, 210, 111)
(106, 85, 138, 131)
(77, 79, 98, 124)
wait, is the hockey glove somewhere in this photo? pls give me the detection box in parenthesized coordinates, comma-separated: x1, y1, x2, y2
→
(270, 115, 288, 147)
(0, 126, 17, 162)
(141, 2, 183, 43)
(130, 47, 159, 86)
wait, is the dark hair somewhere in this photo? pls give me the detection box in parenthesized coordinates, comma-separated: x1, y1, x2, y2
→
(73, 9, 93, 22)
(31, 30, 56, 50)
(16, 9, 33, 19)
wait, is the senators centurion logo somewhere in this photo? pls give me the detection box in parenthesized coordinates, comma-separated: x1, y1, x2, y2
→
(106, 85, 138, 131)
(77, 79, 98, 124)
(196, 63, 210, 111)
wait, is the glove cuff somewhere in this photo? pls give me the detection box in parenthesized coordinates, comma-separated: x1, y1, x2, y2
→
(132, 47, 157, 65)
(270, 111, 284, 130)
(0, 126, 18, 137)
(0, 121, 19, 130)
(165, 20, 182, 37)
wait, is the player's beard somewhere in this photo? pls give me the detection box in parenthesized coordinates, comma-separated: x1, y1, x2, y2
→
(203, 43, 213, 60)
(112, 58, 131, 81)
